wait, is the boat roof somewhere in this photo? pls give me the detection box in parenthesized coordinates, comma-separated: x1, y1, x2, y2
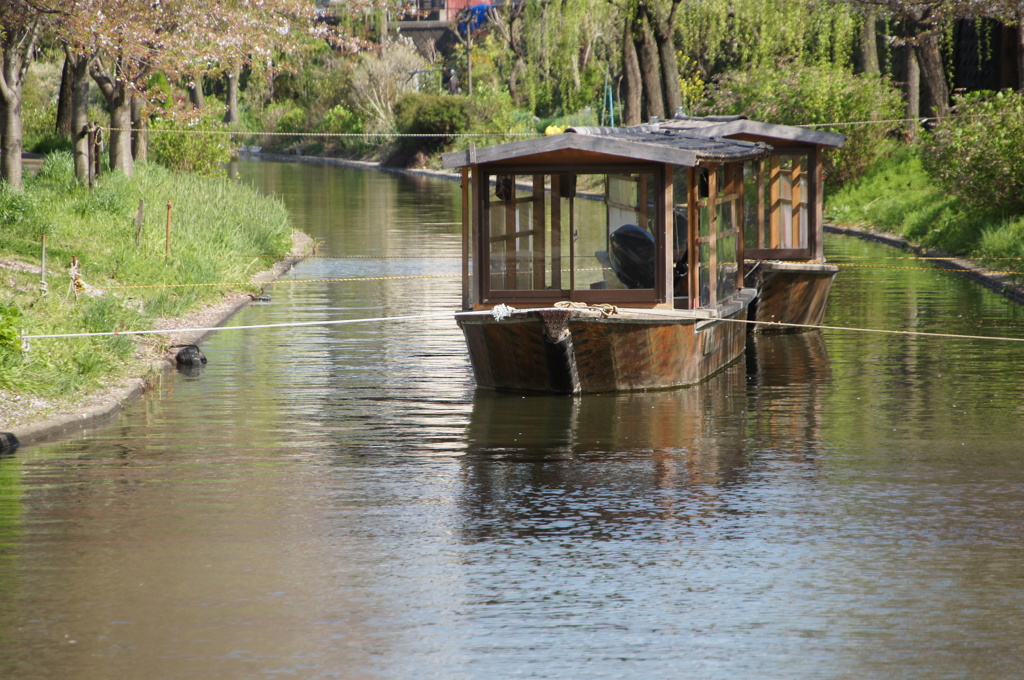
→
(660, 115, 845, 148)
(441, 125, 771, 170)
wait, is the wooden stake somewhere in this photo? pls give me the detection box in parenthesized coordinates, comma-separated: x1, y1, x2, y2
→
(136, 198, 145, 246)
(165, 201, 173, 257)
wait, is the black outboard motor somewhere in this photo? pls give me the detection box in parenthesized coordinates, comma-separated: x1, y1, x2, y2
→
(609, 224, 656, 289)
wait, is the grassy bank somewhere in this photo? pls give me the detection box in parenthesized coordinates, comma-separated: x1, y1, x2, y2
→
(826, 144, 1024, 269)
(1, 153, 294, 425)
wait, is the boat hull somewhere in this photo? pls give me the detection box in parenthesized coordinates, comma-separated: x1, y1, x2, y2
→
(457, 293, 754, 394)
(749, 262, 838, 333)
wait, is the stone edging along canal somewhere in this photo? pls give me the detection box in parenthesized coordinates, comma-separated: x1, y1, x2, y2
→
(825, 223, 1024, 307)
(0, 232, 314, 453)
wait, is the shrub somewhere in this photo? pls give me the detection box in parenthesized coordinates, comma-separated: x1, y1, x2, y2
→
(317, 105, 367, 154)
(392, 93, 472, 162)
(149, 114, 232, 176)
(920, 90, 1024, 214)
(701, 62, 904, 186)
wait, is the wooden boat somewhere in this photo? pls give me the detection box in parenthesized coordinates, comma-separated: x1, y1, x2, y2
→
(442, 124, 770, 393)
(659, 116, 845, 332)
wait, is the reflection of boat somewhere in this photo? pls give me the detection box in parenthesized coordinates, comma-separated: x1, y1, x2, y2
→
(458, 364, 750, 539)
(660, 116, 845, 333)
(744, 331, 832, 447)
(442, 126, 769, 393)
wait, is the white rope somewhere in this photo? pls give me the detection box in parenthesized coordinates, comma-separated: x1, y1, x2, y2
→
(20, 311, 455, 341)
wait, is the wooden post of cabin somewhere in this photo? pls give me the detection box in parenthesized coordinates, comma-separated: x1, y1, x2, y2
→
(461, 167, 470, 310)
(768, 156, 781, 249)
(687, 167, 699, 309)
(734, 164, 746, 290)
(791, 155, 803, 250)
(532, 175, 545, 289)
(707, 165, 718, 309)
(811, 148, 825, 261)
(472, 166, 483, 305)
(756, 159, 766, 249)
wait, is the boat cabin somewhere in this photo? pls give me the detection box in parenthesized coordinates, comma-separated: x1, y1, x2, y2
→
(661, 116, 845, 263)
(442, 126, 773, 314)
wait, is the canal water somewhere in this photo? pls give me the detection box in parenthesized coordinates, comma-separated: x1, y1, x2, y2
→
(3, 159, 1024, 679)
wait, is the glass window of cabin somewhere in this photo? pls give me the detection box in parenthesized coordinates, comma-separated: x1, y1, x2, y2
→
(671, 169, 690, 304)
(716, 164, 741, 301)
(588, 172, 658, 292)
(481, 169, 660, 303)
(744, 152, 811, 253)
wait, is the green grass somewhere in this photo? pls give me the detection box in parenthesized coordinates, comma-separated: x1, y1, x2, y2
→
(826, 143, 1024, 267)
(0, 152, 293, 402)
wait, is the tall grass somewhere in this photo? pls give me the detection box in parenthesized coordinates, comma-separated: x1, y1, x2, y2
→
(0, 152, 293, 402)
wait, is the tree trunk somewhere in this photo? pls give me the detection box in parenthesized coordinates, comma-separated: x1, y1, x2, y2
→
(224, 68, 240, 124)
(508, 58, 525, 103)
(1018, 22, 1024, 91)
(859, 12, 880, 74)
(108, 96, 132, 174)
(91, 60, 133, 176)
(188, 76, 205, 109)
(131, 95, 147, 163)
(56, 55, 74, 137)
(68, 51, 91, 184)
(645, 0, 682, 117)
(0, 87, 23, 190)
(621, 19, 642, 126)
(0, 21, 39, 190)
(904, 45, 920, 141)
(914, 32, 949, 120)
(636, 16, 665, 120)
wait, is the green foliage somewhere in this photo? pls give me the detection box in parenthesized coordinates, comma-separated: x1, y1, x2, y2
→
(318, 105, 363, 135)
(828, 144, 1020, 260)
(675, 0, 858, 77)
(920, 90, 1024, 214)
(316, 105, 368, 155)
(149, 115, 232, 176)
(703, 62, 904, 186)
(394, 93, 472, 157)
(276, 106, 309, 134)
(516, 0, 611, 117)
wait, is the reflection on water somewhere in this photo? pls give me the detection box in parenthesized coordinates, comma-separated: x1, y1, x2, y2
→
(3, 161, 1024, 679)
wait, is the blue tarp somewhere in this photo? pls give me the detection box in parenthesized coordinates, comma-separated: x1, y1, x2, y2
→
(458, 4, 492, 35)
